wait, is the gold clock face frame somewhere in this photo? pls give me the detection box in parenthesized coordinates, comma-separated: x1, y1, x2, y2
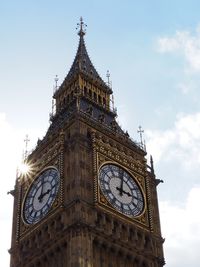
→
(22, 167, 60, 225)
(98, 163, 145, 217)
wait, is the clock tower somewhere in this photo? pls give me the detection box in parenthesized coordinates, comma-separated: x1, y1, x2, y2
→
(10, 18, 165, 267)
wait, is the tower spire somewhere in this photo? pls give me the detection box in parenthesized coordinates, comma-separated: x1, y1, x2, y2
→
(54, 18, 112, 96)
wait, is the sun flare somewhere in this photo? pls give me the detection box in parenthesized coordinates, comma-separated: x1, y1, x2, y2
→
(18, 162, 30, 176)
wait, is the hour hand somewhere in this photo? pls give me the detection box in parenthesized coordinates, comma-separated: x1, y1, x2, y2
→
(123, 190, 131, 197)
(38, 189, 51, 202)
(119, 178, 123, 196)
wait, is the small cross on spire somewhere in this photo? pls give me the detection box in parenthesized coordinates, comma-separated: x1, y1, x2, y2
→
(24, 134, 30, 160)
(137, 125, 144, 146)
(76, 17, 87, 36)
(54, 75, 59, 93)
(55, 75, 58, 88)
(106, 70, 110, 85)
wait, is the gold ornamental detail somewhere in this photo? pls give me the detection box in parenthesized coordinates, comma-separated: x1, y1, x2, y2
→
(96, 141, 146, 176)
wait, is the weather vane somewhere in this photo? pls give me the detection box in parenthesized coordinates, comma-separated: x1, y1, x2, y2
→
(76, 17, 87, 36)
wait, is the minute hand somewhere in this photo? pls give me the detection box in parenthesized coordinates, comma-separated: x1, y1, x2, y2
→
(119, 170, 124, 196)
(38, 178, 45, 202)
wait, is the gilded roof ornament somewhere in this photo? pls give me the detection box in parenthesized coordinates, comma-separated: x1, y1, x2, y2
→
(76, 17, 87, 37)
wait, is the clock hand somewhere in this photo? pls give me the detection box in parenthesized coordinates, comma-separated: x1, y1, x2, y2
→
(38, 189, 51, 202)
(42, 189, 51, 197)
(119, 169, 124, 196)
(38, 177, 45, 201)
(116, 187, 132, 197)
(123, 190, 131, 197)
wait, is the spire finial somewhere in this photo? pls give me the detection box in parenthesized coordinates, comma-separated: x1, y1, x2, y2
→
(137, 125, 146, 151)
(55, 75, 59, 88)
(106, 70, 110, 85)
(54, 75, 59, 93)
(76, 17, 87, 37)
(137, 125, 144, 145)
(24, 134, 30, 160)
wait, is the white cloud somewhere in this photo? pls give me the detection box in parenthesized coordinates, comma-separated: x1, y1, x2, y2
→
(147, 112, 200, 266)
(160, 186, 200, 267)
(0, 113, 44, 267)
(0, 113, 21, 188)
(0, 113, 42, 191)
(177, 81, 192, 94)
(0, 113, 22, 266)
(158, 26, 200, 73)
(146, 112, 200, 168)
(158, 35, 181, 53)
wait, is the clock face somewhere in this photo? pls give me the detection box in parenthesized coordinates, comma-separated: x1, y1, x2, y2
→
(99, 164, 144, 217)
(23, 167, 60, 224)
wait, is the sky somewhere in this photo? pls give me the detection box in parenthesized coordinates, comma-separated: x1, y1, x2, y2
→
(1, 0, 200, 266)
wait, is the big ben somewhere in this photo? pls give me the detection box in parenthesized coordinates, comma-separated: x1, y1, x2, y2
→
(9, 18, 165, 267)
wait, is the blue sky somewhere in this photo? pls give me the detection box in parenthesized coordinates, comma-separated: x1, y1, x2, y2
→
(1, 1, 200, 266)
